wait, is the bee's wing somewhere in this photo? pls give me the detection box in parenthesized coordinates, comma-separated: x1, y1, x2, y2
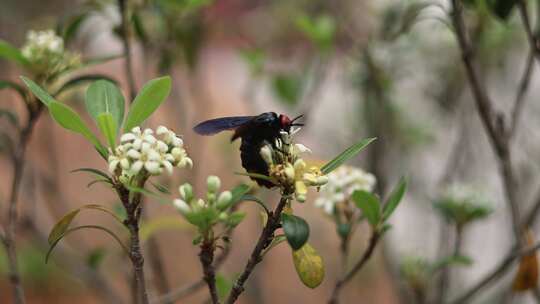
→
(193, 116, 255, 135)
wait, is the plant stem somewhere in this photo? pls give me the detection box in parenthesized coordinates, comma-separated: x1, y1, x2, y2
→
(328, 230, 381, 304)
(2, 104, 42, 304)
(118, 185, 149, 304)
(117, 0, 137, 101)
(225, 193, 291, 304)
(200, 238, 219, 304)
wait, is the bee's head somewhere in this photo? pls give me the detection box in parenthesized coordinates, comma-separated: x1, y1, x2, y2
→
(279, 114, 304, 132)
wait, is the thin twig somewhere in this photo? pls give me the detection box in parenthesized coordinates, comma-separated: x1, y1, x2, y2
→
(328, 230, 381, 304)
(517, 0, 540, 64)
(224, 193, 291, 304)
(510, 50, 535, 138)
(152, 226, 234, 304)
(448, 241, 540, 304)
(200, 238, 219, 304)
(2, 103, 43, 304)
(450, 0, 522, 242)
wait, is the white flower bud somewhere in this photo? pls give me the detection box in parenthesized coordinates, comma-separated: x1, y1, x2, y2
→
(131, 127, 141, 135)
(126, 149, 141, 159)
(294, 144, 312, 154)
(171, 136, 183, 147)
(173, 199, 191, 214)
(162, 160, 173, 175)
(108, 160, 119, 173)
(120, 158, 130, 170)
(179, 183, 193, 201)
(120, 133, 136, 142)
(207, 176, 221, 193)
(146, 149, 161, 161)
(156, 141, 168, 153)
(156, 125, 169, 135)
(216, 191, 233, 210)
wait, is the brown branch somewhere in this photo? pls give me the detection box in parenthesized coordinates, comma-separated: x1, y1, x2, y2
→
(1, 103, 43, 304)
(200, 238, 219, 304)
(510, 50, 534, 138)
(328, 230, 381, 304)
(224, 193, 291, 304)
(450, 0, 522, 242)
(152, 232, 232, 304)
(448, 241, 540, 304)
(117, 184, 149, 304)
(517, 0, 540, 64)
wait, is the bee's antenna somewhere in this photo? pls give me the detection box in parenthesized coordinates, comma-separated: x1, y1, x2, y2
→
(291, 114, 304, 123)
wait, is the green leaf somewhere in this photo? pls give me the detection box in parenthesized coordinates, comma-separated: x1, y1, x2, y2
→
(86, 247, 106, 270)
(123, 76, 171, 131)
(54, 74, 118, 97)
(86, 80, 125, 132)
(216, 273, 233, 301)
(151, 182, 171, 195)
(382, 177, 407, 221)
(230, 184, 251, 204)
(0, 39, 28, 66)
(292, 243, 325, 288)
(271, 73, 303, 106)
(281, 213, 310, 250)
(70, 167, 112, 182)
(432, 255, 473, 273)
(226, 211, 246, 228)
(184, 208, 219, 231)
(61, 13, 89, 45)
(321, 138, 376, 174)
(0, 80, 27, 100)
(97, 113, 118, 147)
(48, 101, 107, 157)
(295, 14, 336, 52)
(20, 76, 55, 106)
(239, 194, 270, 214)
(46, 225, 128, 263)
(48, 209, 80, 245)
(352, 190, 381, 227)
(140, 216, 193, 242)
(48, 205, 124, 246)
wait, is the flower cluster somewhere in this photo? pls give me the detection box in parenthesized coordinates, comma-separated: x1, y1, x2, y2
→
(21, 30, 80, 77)
(173, 176, 244, 233)
(434, 183, 492, 227)
(314, 166, 376, 215)
(108, 126, 192, 183)
(260, 129, 328, 202)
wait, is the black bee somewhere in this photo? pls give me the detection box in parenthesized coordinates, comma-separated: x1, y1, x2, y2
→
(193, 112, 304, 187)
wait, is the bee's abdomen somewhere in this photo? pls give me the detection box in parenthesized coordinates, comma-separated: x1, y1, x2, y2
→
(240, 137, 274, 188)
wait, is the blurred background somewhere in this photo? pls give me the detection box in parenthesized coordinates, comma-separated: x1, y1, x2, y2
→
(1, 0, 540, 303)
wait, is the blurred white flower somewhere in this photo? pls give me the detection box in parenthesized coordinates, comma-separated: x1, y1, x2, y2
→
(108, 126, 192, 182)
(21, 29, 80, 76)
(314, 166, 376, 215)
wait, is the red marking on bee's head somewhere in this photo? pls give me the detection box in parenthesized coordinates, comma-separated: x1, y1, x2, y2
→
(279, 114, 292, 128)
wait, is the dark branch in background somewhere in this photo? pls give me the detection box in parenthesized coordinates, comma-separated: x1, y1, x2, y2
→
(446, 1, 540, 302)
(152, 228, 233, 304)
(517, 0, 540, 64)
(450, 0, 522, 242)
(1, 101, 43, 304)
(224, 193, 291, 304)
(510, 51, 534, 138)
(328, 230, 381, 304)
(20, 217, 125, 304)
(449, 241, 540, 304)
(117, 0, 137, 100)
